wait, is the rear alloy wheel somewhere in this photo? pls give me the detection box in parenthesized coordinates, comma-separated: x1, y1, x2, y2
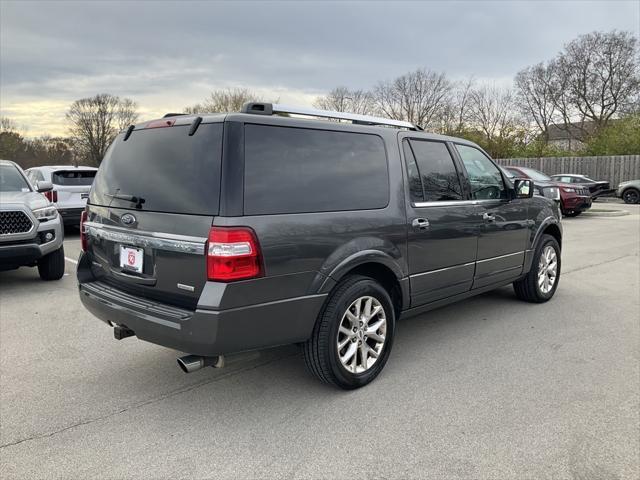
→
(513, 234, 561, 303)
(336, 296, 387, 374)
(303, 275, 395, 389)
(623, 188, 640, 204)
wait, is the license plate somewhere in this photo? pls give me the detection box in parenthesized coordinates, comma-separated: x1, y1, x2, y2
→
(119, 246, 143, 273)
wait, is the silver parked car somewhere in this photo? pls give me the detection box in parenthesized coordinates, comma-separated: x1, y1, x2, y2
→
(616, 179, 640, 204)
(0, 160, 65, 280)
(25, 165, 97, 227)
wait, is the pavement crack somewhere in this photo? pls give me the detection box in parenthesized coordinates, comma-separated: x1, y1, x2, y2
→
(563, 253, 639, 275)
(0, 351, 297, 450)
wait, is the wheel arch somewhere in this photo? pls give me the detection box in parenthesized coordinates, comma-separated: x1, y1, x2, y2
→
(622, 186, 640, 202)
(314, 251, 409, 319)
(542, 223, 562, 250)
(525, 217, 562, 273)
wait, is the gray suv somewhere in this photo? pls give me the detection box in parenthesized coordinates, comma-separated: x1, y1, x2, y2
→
(0, 160, 65, 280)
(77, 104, 562, 389)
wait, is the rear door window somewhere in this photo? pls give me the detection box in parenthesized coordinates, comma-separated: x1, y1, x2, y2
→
(52, 170, 96, 186)
(405, 139, 463, 202)
(243, 124, 389, 215)
(90, 123, 223, 215)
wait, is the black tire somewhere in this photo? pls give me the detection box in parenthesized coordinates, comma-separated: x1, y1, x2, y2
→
(564, 211, 581, 217)
(622, 188, 640, 204)
(303, 275, 396, 390)
(513, 234, 561, 303)
(37, 246, 65, 281)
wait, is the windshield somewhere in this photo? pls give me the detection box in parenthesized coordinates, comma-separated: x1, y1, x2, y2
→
(0, 164, 31, 193)
(517, 167, 551, 182)
(90, 123, 223, 215)
(501, 167, 516, 178)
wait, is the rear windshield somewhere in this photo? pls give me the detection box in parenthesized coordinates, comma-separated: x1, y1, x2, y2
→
(52, 170, 96, 186)
(90, 123, 223, 215)
(517, 167, 551, 182)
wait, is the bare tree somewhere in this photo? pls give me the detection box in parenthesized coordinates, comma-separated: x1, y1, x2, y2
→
(313, 87, 375, 115)
(468, 85, 520, 138)
(372, 69, 453, 128)
(438, 77, 475, 135)
(466, 84, 529, 157)
(66, 94, 139, 166)
(515, 63, 557, 142)
(0, 116, 18, 133)
(552, 31, 639, 130)
(184, 88, 267, 114)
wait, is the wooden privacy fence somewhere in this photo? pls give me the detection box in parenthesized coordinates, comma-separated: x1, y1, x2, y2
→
(496, 155, 640, 187)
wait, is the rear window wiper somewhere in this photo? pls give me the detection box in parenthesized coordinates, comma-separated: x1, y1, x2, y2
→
(105, 192, 145, 209)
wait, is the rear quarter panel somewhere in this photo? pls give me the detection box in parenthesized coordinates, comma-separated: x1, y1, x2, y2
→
(212, 118, 409, 307)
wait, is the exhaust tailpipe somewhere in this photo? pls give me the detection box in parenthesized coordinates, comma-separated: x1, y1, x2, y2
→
(177, 354, 225, 373)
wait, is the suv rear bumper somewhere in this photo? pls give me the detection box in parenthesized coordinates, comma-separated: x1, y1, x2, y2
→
(79, 280, 327, 357)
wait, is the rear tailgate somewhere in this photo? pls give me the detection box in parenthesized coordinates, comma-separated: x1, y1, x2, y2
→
(85, 121, 223, 309)
(52, 170, 95, 209)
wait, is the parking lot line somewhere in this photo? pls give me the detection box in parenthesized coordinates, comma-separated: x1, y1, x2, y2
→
(65, 257, 78, 265)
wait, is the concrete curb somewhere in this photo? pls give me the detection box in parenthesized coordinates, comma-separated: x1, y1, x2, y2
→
(581, 209, 630, 217)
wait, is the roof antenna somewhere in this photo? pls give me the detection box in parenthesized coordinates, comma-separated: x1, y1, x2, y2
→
(188, 116, 203, 136)
(123, 125, 135, 141)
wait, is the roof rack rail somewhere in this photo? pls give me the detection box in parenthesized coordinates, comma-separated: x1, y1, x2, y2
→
(241, 102, 420, 131)
(163, 113, 185, 118)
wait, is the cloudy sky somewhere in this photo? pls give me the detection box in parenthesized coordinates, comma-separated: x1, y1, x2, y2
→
(1, 0, 638, 136)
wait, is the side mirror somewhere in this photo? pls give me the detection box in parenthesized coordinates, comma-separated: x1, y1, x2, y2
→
(514, 179, 534, 199)
(36, 181, 53, 193)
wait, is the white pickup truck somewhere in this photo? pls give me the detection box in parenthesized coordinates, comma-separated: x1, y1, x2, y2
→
(25, 165, 97, 227)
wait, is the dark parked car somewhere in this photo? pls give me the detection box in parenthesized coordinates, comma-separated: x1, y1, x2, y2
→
(551, 174, 613, 198)
(504, 166, 591, 217)
(78, 103, 563, 389)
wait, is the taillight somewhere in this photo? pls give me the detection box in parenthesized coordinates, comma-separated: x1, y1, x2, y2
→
(80, 210, 88, 252)
(44, 190, 58, 202)
(206, 227, 262, 282)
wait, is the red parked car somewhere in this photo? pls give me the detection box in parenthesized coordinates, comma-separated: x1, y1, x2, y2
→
(504, 166, 592, 217)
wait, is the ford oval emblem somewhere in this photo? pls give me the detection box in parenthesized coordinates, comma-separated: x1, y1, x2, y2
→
(120, 213, 136, 227)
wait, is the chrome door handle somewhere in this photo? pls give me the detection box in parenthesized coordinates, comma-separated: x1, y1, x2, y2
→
(482, 212, 496, 222)
(411, 218, 430, 230)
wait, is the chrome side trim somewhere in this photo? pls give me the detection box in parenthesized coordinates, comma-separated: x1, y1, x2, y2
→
(177, 283, 195, 292)
(476, 251, 524, 263)
(413, 200, 476, 208)
(85, 222, 206, 255)
(410, 262, 475, 278)
(412, 199, 507, 208)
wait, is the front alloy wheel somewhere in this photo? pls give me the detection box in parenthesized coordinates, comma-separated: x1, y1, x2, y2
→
(537, 245, 558, 294)
(336, 296, 387, 374)
(513, 234, 561, 303)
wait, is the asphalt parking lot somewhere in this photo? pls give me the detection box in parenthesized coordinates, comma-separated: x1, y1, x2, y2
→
(1, 204, 639, 479)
